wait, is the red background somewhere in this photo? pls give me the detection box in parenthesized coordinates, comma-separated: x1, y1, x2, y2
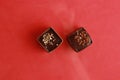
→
(0, 0, 120, 80)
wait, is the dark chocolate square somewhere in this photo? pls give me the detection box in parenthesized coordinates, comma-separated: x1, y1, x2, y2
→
(37, 27, 62, 52)
(67, 27, 92, 52)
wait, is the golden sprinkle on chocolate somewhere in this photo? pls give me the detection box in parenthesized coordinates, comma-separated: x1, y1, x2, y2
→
(74, 31, 90, 46)
(42, 33, 55, 45)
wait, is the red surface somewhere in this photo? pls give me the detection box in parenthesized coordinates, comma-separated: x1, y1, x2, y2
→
(0, 0, 120, 80)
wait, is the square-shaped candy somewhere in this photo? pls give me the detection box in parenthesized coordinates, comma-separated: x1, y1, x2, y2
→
(37, 27, 62, 52)
(67, 27, 92, 52)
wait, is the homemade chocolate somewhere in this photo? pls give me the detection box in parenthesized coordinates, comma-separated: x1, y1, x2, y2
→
(67, 27, 92, 52)
(37, 27, 62, 52)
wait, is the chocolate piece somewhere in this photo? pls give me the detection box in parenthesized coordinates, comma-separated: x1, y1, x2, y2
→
(67, 27, 92, 52)
(37, 27, 62, 52)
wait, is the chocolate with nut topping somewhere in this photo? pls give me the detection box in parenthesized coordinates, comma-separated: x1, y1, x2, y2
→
(67, 27, 92, 52)
(37, 28, 62, 52)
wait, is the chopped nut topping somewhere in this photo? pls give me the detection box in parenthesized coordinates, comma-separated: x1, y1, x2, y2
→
(74, 31, 90, 46)
(42, 33, 55, 45)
